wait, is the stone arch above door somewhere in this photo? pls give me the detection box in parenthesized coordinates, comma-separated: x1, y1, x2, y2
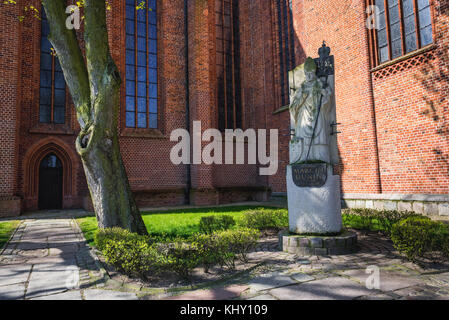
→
(23, 138, 79, 210)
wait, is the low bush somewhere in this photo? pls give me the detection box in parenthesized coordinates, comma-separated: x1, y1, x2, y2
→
(95, 227, 152, 251)
(96, 228, 195, 279)
(391, 216, 449, 262)
(96, 226, 261, 279)
(192, 233, 222, 273)
(199, 215, 236, 234)
(163, 242, 199, 279)
(217, 228, 261, 263)
(192, 228, 260, 271)
(342, 208, 421, 234)
(240, 208, 288, 230)
(101, 234, 164, 278)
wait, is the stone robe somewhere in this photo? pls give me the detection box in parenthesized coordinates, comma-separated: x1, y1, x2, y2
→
(290, 77, 332, 163)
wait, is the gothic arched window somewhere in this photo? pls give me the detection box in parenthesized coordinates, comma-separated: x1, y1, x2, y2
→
(125, 0, 158, 129)
(39, 8, 66, 124)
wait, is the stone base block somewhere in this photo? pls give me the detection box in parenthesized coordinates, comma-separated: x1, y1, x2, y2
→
(287, 165, 342, 234)
(279, 230, 358, 256)
(342, 194, 449, 218)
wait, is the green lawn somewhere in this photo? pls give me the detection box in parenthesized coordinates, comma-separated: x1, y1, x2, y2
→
(342, 214, 387, 232)
(0, 220, 20, 250)
(77, 206, 275, 246)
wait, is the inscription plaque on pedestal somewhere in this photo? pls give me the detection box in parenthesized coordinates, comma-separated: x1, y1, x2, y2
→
(291, 163, 327, 188)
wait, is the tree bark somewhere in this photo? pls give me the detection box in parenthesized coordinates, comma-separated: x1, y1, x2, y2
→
(42, 0, 148, 235)
(76, 58, 147, 234)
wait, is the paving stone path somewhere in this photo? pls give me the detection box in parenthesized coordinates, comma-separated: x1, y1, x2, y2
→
(0, 218, 136, 300)
(1, 212, 449, 300)
(239, 233, 449, 300)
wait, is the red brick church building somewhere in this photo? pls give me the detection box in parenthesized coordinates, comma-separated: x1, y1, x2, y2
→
(0, 0, 448, 218)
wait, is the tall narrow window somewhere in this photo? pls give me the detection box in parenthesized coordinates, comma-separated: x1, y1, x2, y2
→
(373, 0, 433, 66)
(276, 0, 295, 106)
(216, 0, 242, 131)
(39, 8, 66, 124)
(125, 0, 158, 129)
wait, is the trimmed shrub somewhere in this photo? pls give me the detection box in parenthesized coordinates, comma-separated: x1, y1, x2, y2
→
(192, 233, 221, 273)
(193, 228, 261, 271)
(199, 215, 236, 234)
(240, 208, 288, 230)
(391, 216, 449, 262)
(95, 227, 152, 251)
(217, 228, 261, 263)
(164, 242, 199, 279)
(96, 228, 201, 279)
(101, 235, 164, 278)
(342, 209, 422, 234)
(95, 227, 261, 279)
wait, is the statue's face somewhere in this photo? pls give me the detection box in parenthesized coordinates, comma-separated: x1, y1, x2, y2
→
(305, 71, 316, 82)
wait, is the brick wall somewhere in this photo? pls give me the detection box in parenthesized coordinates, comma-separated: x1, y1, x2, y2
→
(288, 0, 382, 194)
(371, 0, 449, 194)
(286, 0, 448, 196)
(4, 0, 272, 214)
(1, 0, 448, 216)
(0, 2, 21, 216)
(17, 0, 86, 212)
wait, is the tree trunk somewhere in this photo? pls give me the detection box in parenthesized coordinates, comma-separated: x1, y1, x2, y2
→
(42, 0, 148, 235)
(78, 89, 147, 234)
(75, 58, 148, 235)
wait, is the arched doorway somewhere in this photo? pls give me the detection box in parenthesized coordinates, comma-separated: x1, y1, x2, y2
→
(38, 154, 63, 210)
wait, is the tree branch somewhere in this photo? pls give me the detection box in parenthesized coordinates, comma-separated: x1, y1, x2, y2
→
(84, 0, 121, 125)
(84, 0, 120, 89)
(42, 0, 91, 128)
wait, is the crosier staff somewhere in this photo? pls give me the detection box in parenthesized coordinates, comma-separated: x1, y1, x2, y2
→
(305, 41, 333, 163)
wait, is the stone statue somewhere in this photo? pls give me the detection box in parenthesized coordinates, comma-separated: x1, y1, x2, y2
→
(289, 57, 333, 164)
(283, 43, 345, 238)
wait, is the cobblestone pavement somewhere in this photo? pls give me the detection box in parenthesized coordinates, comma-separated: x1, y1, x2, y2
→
(1, 212, 449, 300)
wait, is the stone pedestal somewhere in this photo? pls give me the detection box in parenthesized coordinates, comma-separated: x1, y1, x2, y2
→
(279, 230, 358, 256)
(287, 164, 342, 234)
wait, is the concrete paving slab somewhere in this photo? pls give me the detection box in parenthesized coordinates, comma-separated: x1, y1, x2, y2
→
(248, 272, 298, 292)
(84, 289, 138, 300)
(342, 269, 421, 292)
(0, 264, 32, 287)
(360, 293, 395, 300)
(290, 273, 315, 283)
(0, 284, 25, 300)
(27, 256, 76, 265)
(248, 294, 277, 300)
(49, 244, 80, 256)
(270, 276, 373, 300)
(30, 290, 82, 300)
(165, 285, 249, 300)
(26, 266, 79, 299)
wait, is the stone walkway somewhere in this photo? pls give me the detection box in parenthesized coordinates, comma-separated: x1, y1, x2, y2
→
(1, 212, 449, 300)
(0, 218, 137, 300)
(241, 233, 449, 300)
